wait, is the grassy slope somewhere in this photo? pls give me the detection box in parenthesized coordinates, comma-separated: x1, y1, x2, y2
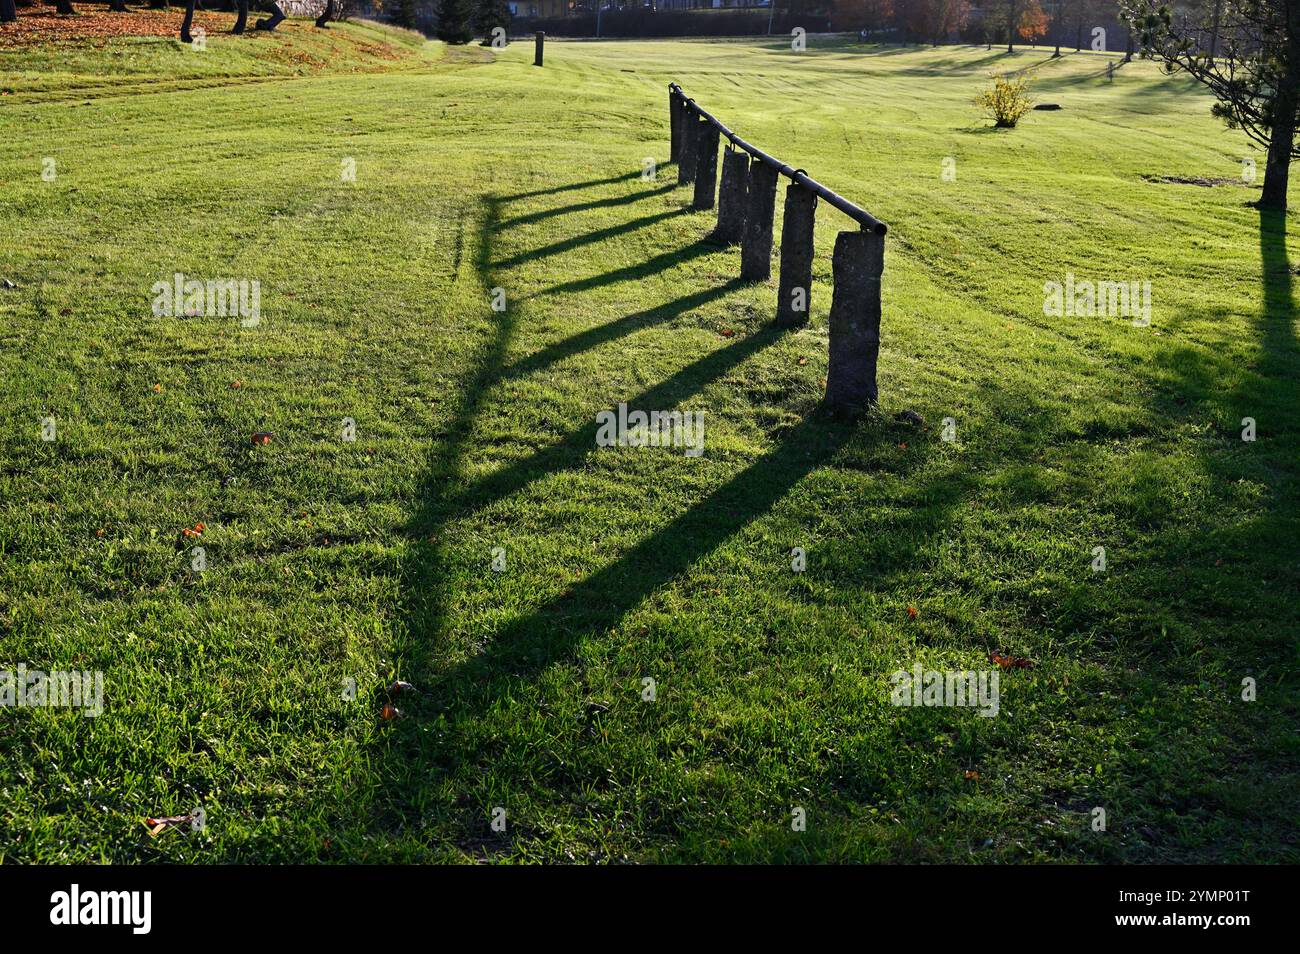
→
(0, 28, 1295, 863)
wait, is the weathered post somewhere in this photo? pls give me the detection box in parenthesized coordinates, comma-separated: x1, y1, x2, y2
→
(775, 182, 817, 326)
(678, 104, 699, 186)
(692, 118, 721, 211)
(713, 148, 749, 244)
(740, 162, 779, 281)
(669, 89, 682, 164)
(825, 230, 884, 413)
(534, 31, 544, 67)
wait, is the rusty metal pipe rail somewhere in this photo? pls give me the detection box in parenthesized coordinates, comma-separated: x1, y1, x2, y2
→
(669, 82, 886, 236)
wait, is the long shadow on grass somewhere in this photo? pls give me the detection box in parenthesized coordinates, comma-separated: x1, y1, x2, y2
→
(368, 168, 866, 849)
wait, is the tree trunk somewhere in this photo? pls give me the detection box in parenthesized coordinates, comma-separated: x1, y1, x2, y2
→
(315, 0, 334, 27)
(108, 0, 128, 10)
(1209, 0, 1222, 62)
(54, 0, 74, 12)
(0, 0, 16, 22)
(1260, 67, 1299, 212)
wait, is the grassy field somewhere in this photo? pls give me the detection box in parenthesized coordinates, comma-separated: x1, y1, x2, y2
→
(0, 17, 1296, 863)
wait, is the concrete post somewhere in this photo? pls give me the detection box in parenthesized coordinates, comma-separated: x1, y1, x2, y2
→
(714, 148, 749, 244)
(740, 161, 779, 281)
(678, 106, 699, 186)
(825, 230, 884, 413)
(775, 183, 817, 326)
(534, 32, 544, 67)
(692, 118, 720, 211)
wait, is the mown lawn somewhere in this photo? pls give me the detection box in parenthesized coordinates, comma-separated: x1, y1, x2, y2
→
(0, 18, 1295, 863)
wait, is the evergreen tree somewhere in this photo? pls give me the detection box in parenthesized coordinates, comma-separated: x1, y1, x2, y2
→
(437, 0, 474, 43)
(473, 0, 511, 41)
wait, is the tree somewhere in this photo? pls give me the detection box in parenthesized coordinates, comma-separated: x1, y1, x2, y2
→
(1122, 0, 1300, 210)
(437, 0, 473, 42)
(393, 0, 417, 26)
(1018, 0, 1050, 45)
(315, 0, 335, 27)
(905, 0, 970, 44)
(473, 0, 510, 39)
(1, 0, 16, 23)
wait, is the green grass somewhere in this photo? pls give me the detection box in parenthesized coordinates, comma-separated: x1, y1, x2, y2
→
(0, 24, 1296, 863)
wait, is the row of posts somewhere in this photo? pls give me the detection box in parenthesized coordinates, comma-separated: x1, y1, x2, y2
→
(669, 86, 883, 414)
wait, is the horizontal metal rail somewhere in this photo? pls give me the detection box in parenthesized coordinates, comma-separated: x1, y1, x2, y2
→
(669, 82, 886, 235)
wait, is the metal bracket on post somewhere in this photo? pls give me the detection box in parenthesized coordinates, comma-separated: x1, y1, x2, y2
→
(825, 229, 884, 414)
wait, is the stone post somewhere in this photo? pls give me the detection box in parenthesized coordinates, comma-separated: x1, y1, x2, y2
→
(775, 183, 817, 326)
(692, 118, 720, 211)
(714, 148, 749, 244)
(678, 105, 699, 186)
(825, 230, 884, 413)
(740, 162, 779, 281)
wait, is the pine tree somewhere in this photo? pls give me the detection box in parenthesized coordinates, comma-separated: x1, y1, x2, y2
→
(437, 0, 474, 43)
(473, 0, 511, 41)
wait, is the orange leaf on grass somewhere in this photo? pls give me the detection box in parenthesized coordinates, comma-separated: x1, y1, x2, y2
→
(990, 651, 1034, 670)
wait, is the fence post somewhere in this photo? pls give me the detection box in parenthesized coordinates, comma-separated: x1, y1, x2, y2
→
(669, 89, 681, 164)
(713, 148, 749, 244)
(678, 104, 699, 186)
(776, 182, 817, 326)
(825, 230, 884, 413)
(692, 118, 720, 211)
(534, 32, 544, 67)
(740, 162, 779, 281)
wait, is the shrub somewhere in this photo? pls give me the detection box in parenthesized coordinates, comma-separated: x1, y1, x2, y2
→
(977, 73, 1034, 128)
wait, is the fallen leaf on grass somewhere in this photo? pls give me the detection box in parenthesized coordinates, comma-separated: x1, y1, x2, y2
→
(251, 431, 273, 445)
(143, 813, 195, 837)
(380, 703, 402, 721)
(990, 651, 1034, 670)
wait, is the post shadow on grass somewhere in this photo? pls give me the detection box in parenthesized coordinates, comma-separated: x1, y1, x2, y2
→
(367, 167, 870, 836)
(490, 208, 690, 272)
(496, 183, 676, 231)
